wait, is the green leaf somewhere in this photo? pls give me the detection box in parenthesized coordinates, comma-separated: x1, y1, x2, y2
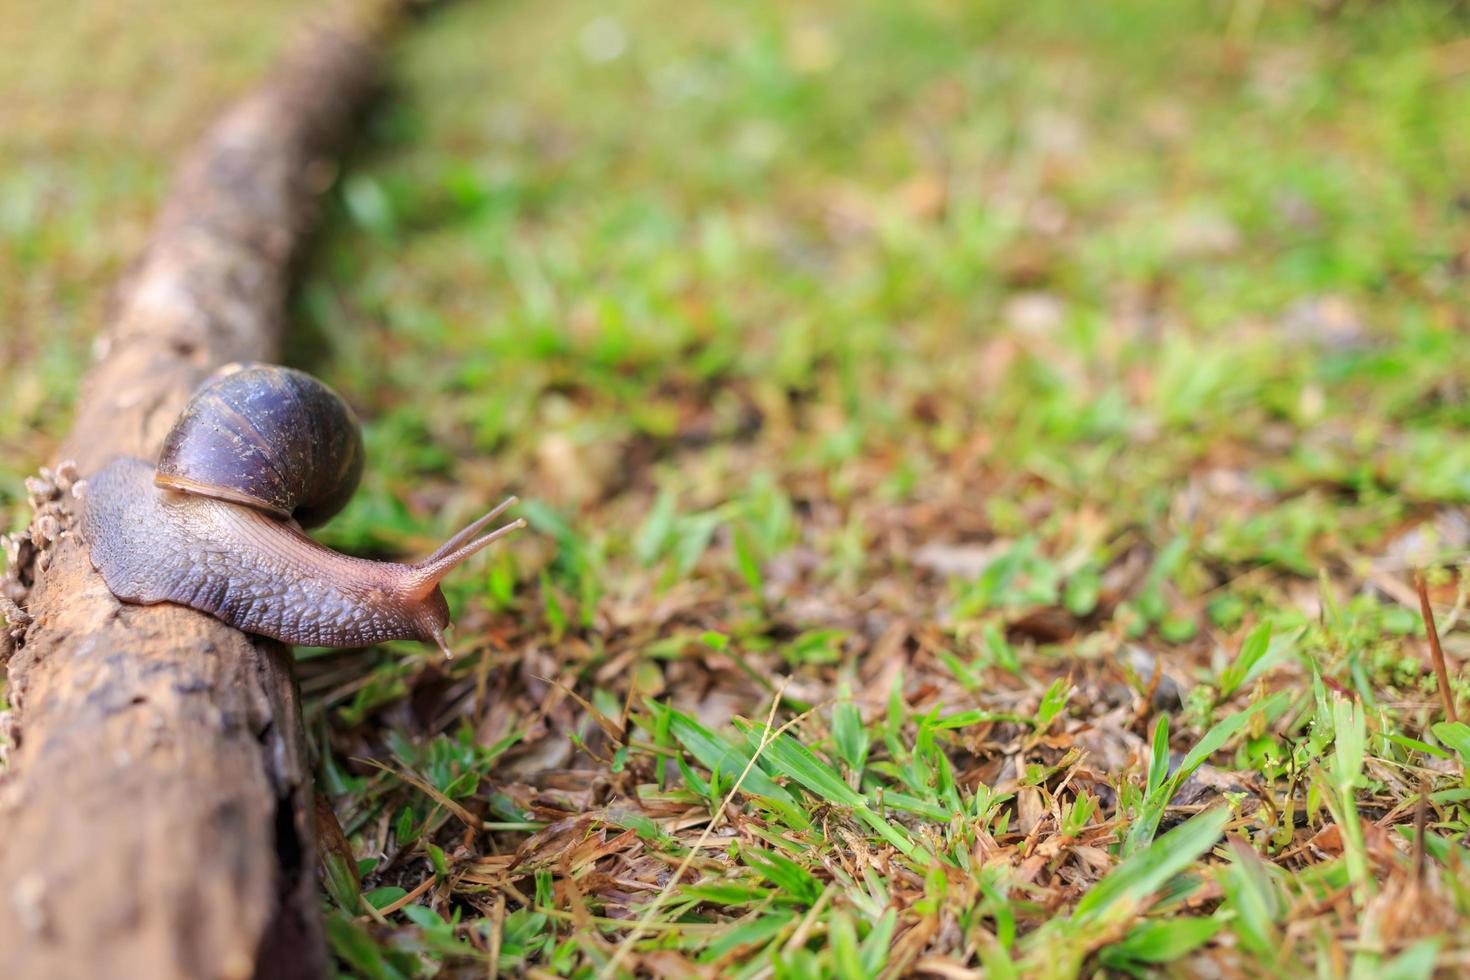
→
(325, 910, 412, 980)
(1220, 838, 1281, 957)
(1125, 693, 1286, 854)
(1063, 564, 1101, 616)
(1076, 807, 1230, 927)
(859, 907, 898, 975)
(1034, 678, 1071, 732)
(604, 810, 664, 841)
(426, 842, 448, 877)
(1432, 721, 1470, 760)
(981, 874, 1016, 950)
(1380, 939, 1440, 980)
(1332, 696, 1366, 790)
(885, 669, 907, 752)
(683, 882, 774, 906)
(742, 724, 925, 858)
(1159, 615, 1197, 643)
(400, 903, 446, 929)
(1382, 732, 1451, 760)
(872, 790, 952, 821)
(981, 620, 1017, 675)
(1222, 622, 1265, 693)
(674, 512, 721, 576)
(978, 937, 1020, 980)
(363, 886, 407, 910)
(830, 910, 864, 980)
(394, 804, 418, 845)
(1099, 917, 1221, 968)
(982, 621, 1020, 674)
(1147, 716, 1170, 796)
(498, 908, 551, 967)
(633, 489, 677, 565)
(742, 846, 822, 904)
(343, 175, 396, 237)
(322, 850, 361, 912)
(698, 913, 795, 963)
(648, 700, 799, 809)
(741, 725, 863, 807)
(833, 696, 870, 774)
(677, 755, 709, 796)
(1177, 691, 1288, 778)
(1329, 696, 1372, 896)
(733, 525, 765, 591)
(934, 708, 1017, 729)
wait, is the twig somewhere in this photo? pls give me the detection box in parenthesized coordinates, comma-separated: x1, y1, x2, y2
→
(376, 872, 438, 917)
(1416, 575, 1459, 724)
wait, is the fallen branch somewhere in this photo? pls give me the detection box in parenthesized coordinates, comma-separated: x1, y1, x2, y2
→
(0, 5, 399, 977)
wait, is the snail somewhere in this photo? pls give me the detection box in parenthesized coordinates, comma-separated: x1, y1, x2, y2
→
(81, 363, 523, 658)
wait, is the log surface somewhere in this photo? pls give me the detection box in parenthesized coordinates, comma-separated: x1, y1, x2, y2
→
(0, 9, 391, 979)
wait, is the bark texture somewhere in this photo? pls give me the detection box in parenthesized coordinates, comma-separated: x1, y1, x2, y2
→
(0, 6, 395, 978)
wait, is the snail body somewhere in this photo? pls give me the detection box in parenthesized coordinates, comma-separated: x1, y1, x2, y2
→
(82, 364, 521, 657)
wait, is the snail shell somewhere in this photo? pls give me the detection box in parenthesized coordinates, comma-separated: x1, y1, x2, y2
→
(154, 363, 364, 528)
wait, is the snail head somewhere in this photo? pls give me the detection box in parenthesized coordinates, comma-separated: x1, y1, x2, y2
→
(402, 495, 525, 658)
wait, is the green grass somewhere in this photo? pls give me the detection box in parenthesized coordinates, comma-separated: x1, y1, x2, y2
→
(9, 0, 1470, 976)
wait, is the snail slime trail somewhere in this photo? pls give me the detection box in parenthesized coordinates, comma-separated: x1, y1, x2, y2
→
(82, 363, 524, 657)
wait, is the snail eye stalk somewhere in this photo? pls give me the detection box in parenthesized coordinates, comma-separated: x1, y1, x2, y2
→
(407, 497, 524, 598)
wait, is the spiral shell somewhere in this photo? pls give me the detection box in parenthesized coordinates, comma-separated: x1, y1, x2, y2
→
(153, 363, 363, 528)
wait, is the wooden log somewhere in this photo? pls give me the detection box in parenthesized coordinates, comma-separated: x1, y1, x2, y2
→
(0, 6, 397, 978)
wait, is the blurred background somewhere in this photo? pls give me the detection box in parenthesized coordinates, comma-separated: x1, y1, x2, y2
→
(6, 1, 1470, 570)
(5, 0, 1470, 972)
